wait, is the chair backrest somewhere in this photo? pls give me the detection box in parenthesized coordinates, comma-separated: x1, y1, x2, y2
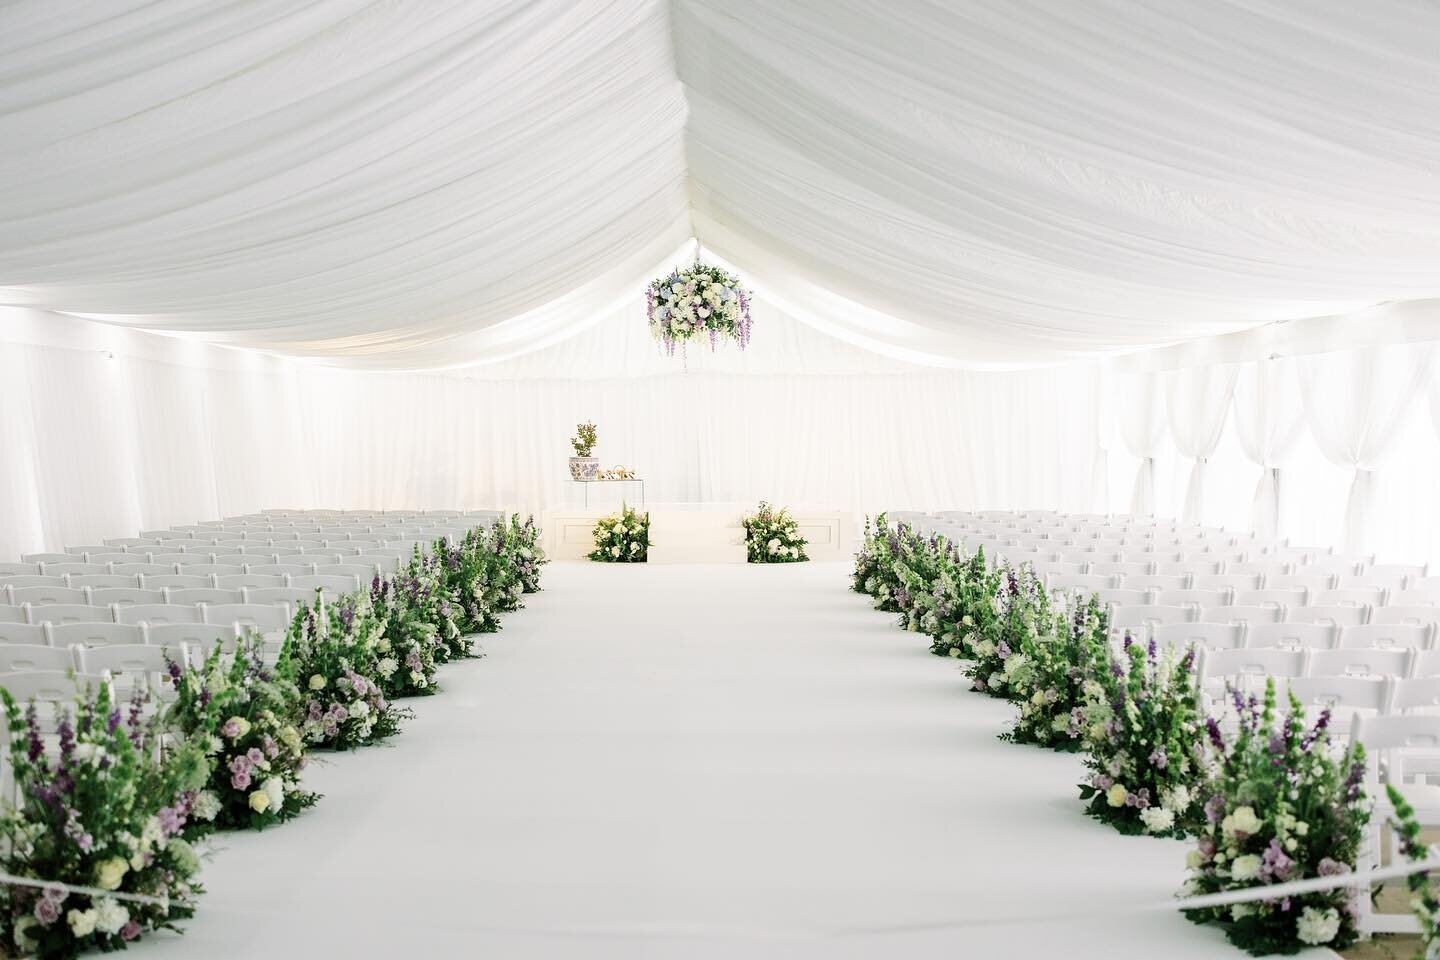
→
(7, 585, 87, 606)
(102, 538, 155, 548)
(145, 552, 192, 565)
(1152, 588, 1231, 609)
(1371, 605, 1440, 627)
(1387, 677, 1440, 714)
(1411, 648, 1440, 678)
(351, 554, 399, 574)
(1338, 623, 1435, 650)
(1283, 676, 1391, 717)
(1390, 589, 1440, 607)
(1268, 574, 1334, 594)
(1351, 713, 1440, 779)
(1245, 622, 1337, 650)
(114, 603, 202, 625)
(1295, 558, 1363, 578)
(141, 622, 239, 661)
(1225, 561, 1291, 581)
(0, 645, 75, 672)
(1286, 604, 1370, 627)
(1192, 573, 1263, 592)
(215, 574, 285, 590)
(1109, 604, 1195, 631)
(174, 563, 245, 576)
(315, 563, 380, 580)
(1200, 647, 1308, 685)
(1371, 563, 1428, 581)
(1199, 604, 1283, 626)
(79, 553, 132, 565)
(0, 623, 48, 645)
(0, 562, 40, 576)
(1337, 572, 1409, 591)
(209, 554, 251, 566)
(243, 587, 317, 608)
(43, 622, 144, 648)
(1312, 588, 1387, 608)
(74, 644, 171, 687)
(201, 603, 291, 633)
(86, 587, 166, 608)
(1154, 559, 1222, 577)
(1308, 647, 1412, 680)
(0, 670, 108, 705)
(66, 574, 140, 589)
(1096, 589, 1153, 608)
(111, 563, 178, 576)
(1, 576, 67, 589)
(1151, 621, 1244, 652)
(1234, 588, 1308, 609)
(25, 603, 114, 625)
(141, 574, 213, 589)
(165, 587, 245, 606)
(1410, 576, 1440, 593)
(248, 564, 313, 577)
(290, 574, 362, 594)
(1119, 574, 1189, 592)
(1047, 573, 1116, 593)
(1089, 561, 1152, 577)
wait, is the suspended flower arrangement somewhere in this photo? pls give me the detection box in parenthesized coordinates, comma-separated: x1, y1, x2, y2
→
(645, 260, 753, 355)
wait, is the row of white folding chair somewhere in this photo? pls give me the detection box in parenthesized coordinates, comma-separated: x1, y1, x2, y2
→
(1101, 599, 1440, 633)
(4, 575, 359, 607)
(0, 599, 301, 629)
(7, 552, 395, 573)
(1196, 646, 1440, 690)
(1054, 580, 1440, 613)
(0, 643, 178, 686)
(1144, 620, 1439, 654)
(0, 619, 247, 651)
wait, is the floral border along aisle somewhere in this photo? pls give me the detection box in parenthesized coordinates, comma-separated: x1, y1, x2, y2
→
(0, 684, 209, 958)
(589, 504, 650, 562)
(742, 501, 808, 563)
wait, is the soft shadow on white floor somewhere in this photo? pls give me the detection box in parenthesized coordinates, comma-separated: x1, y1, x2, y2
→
(141, 562, 1322, 959)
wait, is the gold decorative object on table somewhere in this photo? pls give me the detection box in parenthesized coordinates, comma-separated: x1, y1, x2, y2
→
(597, 466, 638, 480)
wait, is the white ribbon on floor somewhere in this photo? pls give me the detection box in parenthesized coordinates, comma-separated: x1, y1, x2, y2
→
(0, 872, 170, 909)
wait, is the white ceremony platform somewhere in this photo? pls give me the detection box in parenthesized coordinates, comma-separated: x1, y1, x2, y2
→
(541, 504, 851, 563)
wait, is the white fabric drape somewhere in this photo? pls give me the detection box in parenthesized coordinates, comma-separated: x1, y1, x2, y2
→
(1117, 372, 1166, 516)
(0, 308, 1097, 558)
(1231, 359, 1305, 542)
(4, 0, 1440, 369)
(1165, 364, 1238, 525)
(1296, 346, 1432, 555)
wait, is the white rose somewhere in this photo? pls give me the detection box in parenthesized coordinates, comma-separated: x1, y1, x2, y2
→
(308, 674, 327, 691)
(93, 898, 128, 936)
(67, 909, 98, 937)
(610, 545, 621, 557)
(349, 699, 370, 719)
(768, 538, 780, 553)
(1222, 805, 1263, 837)
(629, 541, 640, 552)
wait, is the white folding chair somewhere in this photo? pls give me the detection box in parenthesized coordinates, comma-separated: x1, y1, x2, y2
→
(1150, 621, 1243, 653)
(74, 645, 171, 698)
(0, 606, 25, 625)
(1192, 573, 1262, 592)
(44, 622, 145, 649)
(1287, 604, 1370, 627)
(1048, 573, 1117, 593)
(1153, 587, 1231, 609)
(1308, 647, 1412, 680)
(1339, 623, 1435, 650)
(0, 645, 75, 672)
(1096, 589, 1152, 608)
(142, 574, 214, 589)
(1119, 574, 1189, 592)
(67, 574, 140, 589)
(249, 563, 314, 577)
(1391, 588, 1440, 607)
(1313, 587, 1388, 608)
(1234, 588, 1308, 609)
(0, 623, 47, 645)
(141, 622, 239, 665)
(216, 573, 285, 590)
(1199, 604, 1283, 627)
(201, 603, 292, 633)
(86, 587, 166, 608)
(164, 588, 244, 606)
(24, 604, 114, 625)
(6, 585, 86, 606)
(1372, 606, 1440, 627)
(0, 562, 40, 576)
(1109, 604, 1194, 637)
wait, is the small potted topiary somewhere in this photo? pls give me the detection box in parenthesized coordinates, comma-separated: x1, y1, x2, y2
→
(569, 421, 599, 480)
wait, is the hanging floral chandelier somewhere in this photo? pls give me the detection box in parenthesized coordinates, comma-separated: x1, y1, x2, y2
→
(645, 258, 753, 355)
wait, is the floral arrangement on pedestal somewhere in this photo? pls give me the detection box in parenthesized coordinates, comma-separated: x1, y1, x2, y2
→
(1002, 591, 1110, 751)
(0, 684, 210, 958)
(646, 261, 752, 355)
(1078, 634, 1206, 836)
(279, 592, 410, 749)
(1387, 784, 1440, 956)
(589, 504, 650, 562)
(1183, 679, 1369, 954)
(165, 636, 317, 831)
(742, 502, 808, 563)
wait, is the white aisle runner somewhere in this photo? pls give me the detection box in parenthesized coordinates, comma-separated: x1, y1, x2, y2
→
(144, 563, 1287, 959)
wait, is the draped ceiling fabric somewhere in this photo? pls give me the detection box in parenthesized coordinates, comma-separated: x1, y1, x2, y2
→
(3, 0, 1440, 369)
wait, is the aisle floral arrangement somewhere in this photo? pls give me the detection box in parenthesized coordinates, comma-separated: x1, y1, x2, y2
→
(280, 593, 410, 749)
(1387, 784, 1440, 955)
(852, 515, 906, 612)
(0, 685, 210, 958)
(742, 501, 808, 563)
(965, 563, 1050, 699)
(589, 504, 650, 562)
(1078, 634, 1206, 835)
(1183, 679, 1369, 954)
(646, 261, 753, 354)
(166, 637, 318, 831)
(1002, 591, 1109, 751)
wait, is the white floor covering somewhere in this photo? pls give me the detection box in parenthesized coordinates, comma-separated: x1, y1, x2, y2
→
(142, 561, 1333, 959)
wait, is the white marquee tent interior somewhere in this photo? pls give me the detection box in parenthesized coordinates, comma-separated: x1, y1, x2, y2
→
(4, 0, 1440, 957)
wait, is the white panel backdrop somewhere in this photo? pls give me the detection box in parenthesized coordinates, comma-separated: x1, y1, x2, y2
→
(4, 306, 1440, 566)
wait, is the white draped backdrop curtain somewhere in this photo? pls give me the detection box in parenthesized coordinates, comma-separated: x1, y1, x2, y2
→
(4, 306, 1440, 566)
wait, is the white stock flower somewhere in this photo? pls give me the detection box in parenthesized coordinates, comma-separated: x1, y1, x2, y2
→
(349, 699, 370, 719)
(262, 776, 285, 812)
(1161, 785, 1191, 813)
(1139, 807, 1175, 834)
(1229, 854, 1262, 881)
(93, 898, 128, 936)
(66, 909, 98, 937)
(1296, 906, 1341, 945)
(192, 790, 222, 821)
(377, 657, 398, 678)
